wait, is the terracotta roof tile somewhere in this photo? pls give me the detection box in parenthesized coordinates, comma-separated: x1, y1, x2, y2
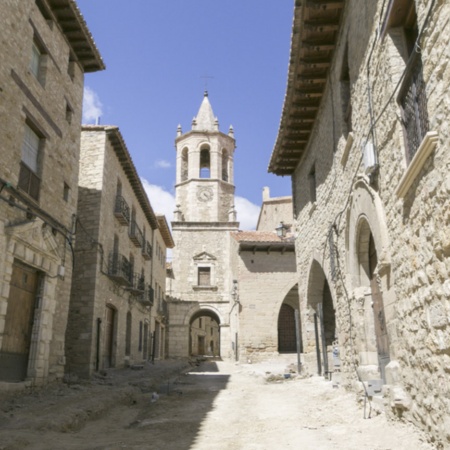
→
(231, 231, 293, 243)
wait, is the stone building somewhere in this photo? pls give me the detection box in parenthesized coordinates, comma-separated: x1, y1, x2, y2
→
(167, 95, 299, 363)
(66, 126, 173, 377)
(0, 0, 104, 383)
(270, 0, 450, 445)
(167, 92, 239, 359)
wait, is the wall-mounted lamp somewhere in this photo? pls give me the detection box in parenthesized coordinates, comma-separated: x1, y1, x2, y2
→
(276, 221, 287, 238)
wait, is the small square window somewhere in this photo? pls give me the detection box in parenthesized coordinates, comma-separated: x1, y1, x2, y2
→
(198, 267, 211, 286)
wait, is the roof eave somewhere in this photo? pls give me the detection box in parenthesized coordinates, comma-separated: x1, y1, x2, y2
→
(268, 0, 345, 176)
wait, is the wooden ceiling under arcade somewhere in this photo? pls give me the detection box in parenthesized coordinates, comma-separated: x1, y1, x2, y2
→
(269, 0, 345, 175)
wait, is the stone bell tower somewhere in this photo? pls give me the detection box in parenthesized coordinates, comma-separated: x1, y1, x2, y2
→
(168, 92, 239, 359)
(173, 91, 237, 223)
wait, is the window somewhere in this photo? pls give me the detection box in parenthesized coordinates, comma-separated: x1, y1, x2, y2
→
(340, 44, 352, 138)
(65, 102, 73, 124)
(181, 147, 189, 182)
(389, 0, 428, 163)
(199, 318, 203, 328)
(200, 148, 210, 178)
(222, 149, 229, 181)
(198, 267, 211, 286)
(63, 182, 70, 202)
(309, 164, 317, 203)
(18, 124, 42, 201)
(30, 37, 47, 85)
(68, 56, 76, 81)
(138, 321, 143, 352)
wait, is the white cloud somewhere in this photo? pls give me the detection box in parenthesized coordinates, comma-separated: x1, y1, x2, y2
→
(235, 196, 260, 231)
(141, 179, 176, 223)
(154, 160, 171, 169)
(82, 86, 103, 123)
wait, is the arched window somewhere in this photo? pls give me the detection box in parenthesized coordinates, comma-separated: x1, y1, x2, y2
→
(181, 147, 189, 182)
(222, 149, 228, 181)
(200, 147, 210, 178)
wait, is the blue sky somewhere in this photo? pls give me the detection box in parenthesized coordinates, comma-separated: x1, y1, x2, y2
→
(77, 0, 294, 229)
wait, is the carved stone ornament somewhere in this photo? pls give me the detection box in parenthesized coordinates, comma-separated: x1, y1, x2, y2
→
(197, 187, 213, 202)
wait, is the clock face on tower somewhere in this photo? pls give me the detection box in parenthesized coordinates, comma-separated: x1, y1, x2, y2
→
(197, 187, 213, 202)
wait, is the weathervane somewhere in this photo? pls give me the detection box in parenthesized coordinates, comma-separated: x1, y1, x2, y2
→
(200, 74, 215, 92)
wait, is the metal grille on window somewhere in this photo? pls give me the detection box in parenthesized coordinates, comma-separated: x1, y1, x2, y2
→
(399, 54, 429, 163)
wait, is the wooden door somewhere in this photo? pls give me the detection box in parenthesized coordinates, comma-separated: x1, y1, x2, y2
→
(104, 306, 115, 368)
(0, 262, 38, 382)
(278, 304, 296, 352)
(198, 336, 205, 355)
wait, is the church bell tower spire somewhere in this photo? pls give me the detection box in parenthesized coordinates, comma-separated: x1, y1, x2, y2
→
(173, 93, 237, 224)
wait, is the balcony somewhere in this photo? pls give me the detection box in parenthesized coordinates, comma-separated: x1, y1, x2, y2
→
(18, 162, 40, 201)
(157, 298, 168, 317)
(139, 284, 154, 306)
(107, 252, 131, 286)
(142, 241, 153, 260)
(114, 195, 130, 225)
(129, 220, 144, 247)
(128, 272, 145, 294)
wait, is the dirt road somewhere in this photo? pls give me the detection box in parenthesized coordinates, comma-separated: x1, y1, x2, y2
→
(0, 359, 436, 450)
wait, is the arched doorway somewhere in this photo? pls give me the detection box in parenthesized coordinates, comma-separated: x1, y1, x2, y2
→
(189, 310, 220, 357)
(277, 284, 301, 353)
(307, 260, 337, 376)
(357, 219, 390, 382)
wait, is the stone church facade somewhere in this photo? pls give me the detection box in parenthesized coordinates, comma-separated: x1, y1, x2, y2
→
(0, 0, 104, 384)
(167, 94, 299, 363)
(270, 0, 450, 445)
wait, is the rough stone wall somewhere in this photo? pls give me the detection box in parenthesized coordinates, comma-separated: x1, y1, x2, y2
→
(0, 0, 86, 383)
(67, 130, 157, 376)
(287, 0, 450, 445)
(233, 243, 298, 363)
(168, 224, 237, 358)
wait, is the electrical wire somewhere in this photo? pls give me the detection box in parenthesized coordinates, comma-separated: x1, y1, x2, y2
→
(314, 0, 438, 418)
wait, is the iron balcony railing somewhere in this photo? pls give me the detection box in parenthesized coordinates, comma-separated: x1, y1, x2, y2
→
(139, 284, 154, 306)
(129, 220, 144, 248)
(128, 272, 145, 294)
(399, 53, 429, 163)
(114, 195, 130, 225)
(157, 298, 168, 317)
(18, 162, 40, 201)
(108, 252, 131, 286)
(142, 240, 153, 260)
